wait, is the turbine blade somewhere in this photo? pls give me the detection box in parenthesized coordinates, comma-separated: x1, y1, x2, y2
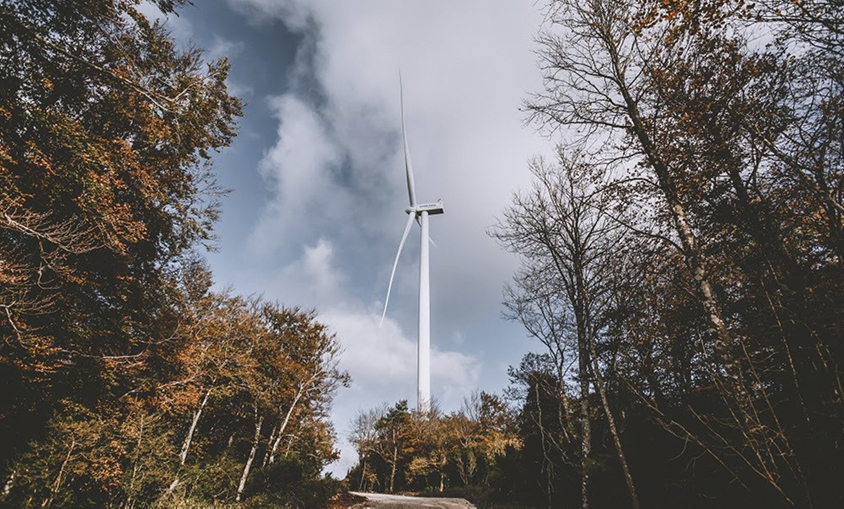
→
(380, 212, 416, 327)
(400, 76, 417, 208)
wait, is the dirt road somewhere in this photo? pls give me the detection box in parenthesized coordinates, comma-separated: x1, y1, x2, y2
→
(347, 492, 476, 508)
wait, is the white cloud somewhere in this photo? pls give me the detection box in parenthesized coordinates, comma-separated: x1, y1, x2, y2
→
(249, 94, 346, 258)
(326, 309, 480, 405)
(269, 238, 346, 309)
(207, 34, 245, 61)
(241, 0, 549, 320)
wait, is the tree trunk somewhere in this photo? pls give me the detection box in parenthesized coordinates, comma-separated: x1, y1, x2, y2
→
(603, 22, 804, 503)
(606, 33, 748, 395)
(577, 319, 592, 509)
(589, 334, 640, 509)
(572, 267, 592, 509)
(180, 388, 211, 465)
(236, 410, 264, 502)
(578, 336, 591, 509)
(164, 388, 211, 498)
(44, 439, 75, 509)
(268, 382, 307, 464)
(359, 455, 368, 491)
(389, 444, 398, 493)
(262, 422, 280, 469)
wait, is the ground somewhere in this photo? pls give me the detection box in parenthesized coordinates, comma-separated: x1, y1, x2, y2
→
(328, 491, 476, 508)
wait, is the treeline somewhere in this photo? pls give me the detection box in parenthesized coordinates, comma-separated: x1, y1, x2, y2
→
(346, 394, 521, 502)
(488, 0, 840, 507)
(0, 1, 347, 507)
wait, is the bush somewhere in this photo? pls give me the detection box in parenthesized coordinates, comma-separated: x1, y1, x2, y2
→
(243, 456, 345, 508)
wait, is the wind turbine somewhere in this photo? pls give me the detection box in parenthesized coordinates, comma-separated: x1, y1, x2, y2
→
(380, 81, 444, 413)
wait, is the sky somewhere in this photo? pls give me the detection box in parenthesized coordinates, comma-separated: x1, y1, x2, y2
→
(145, 0, 555, 476)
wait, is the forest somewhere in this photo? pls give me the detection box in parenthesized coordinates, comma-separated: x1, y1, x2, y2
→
(0, 0, 841, 508)
(0, 1, 347, 507)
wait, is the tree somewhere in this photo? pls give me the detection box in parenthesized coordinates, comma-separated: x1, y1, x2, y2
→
(0, 2, 356, 506)
(349, 405, 385, 492)
(507, 353, 577, 507)
(0, 0, 242, 479)
(405, 405, 452, 492)
(374, 400, 412, 494)
(234, 304, 349, 502)
(347, 397, 521, 499)
(348, 401, 414, 494)
(493, 151, 639, 508)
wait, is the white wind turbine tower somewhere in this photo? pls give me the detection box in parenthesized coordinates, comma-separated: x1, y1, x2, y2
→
(380, 82, 443, 413)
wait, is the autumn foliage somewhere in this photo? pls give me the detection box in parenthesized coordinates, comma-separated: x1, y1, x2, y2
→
(346, 394, 521, 499)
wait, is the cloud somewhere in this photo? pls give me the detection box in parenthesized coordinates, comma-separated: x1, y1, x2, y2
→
(266, 237, 480, 476)
(225, 0, 313, 29)
(269, 238, 346, 309)
(207, 34, 245, 61)
(248, 94, 345, 258)
(269, 237, 482, 404)
(326, 310, 480, 406)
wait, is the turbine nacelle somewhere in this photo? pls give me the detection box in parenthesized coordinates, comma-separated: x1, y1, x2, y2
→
(406, 201, 444, 216)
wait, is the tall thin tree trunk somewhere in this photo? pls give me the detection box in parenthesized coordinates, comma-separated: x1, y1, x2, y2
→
(262, 422, 280, 469)
(358, 456, 368, 491)
(389, 444, 398, 493)
(613, 46, 734, 363)
(268, 382, 307, 464)
(165, 387, 212, 498)
(605, 28, 806, 503)
(44, 439, 75, 509)
(180, 388, 211, 465)
(578, 336, 591, 509)
(533, 380, 555, 506)
(236, 410, 264, 502)
(588, 334, 640, 509)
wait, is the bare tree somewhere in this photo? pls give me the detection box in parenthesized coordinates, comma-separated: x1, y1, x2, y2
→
(349, 405, 387, 492)
(493, 151, 638, 509)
